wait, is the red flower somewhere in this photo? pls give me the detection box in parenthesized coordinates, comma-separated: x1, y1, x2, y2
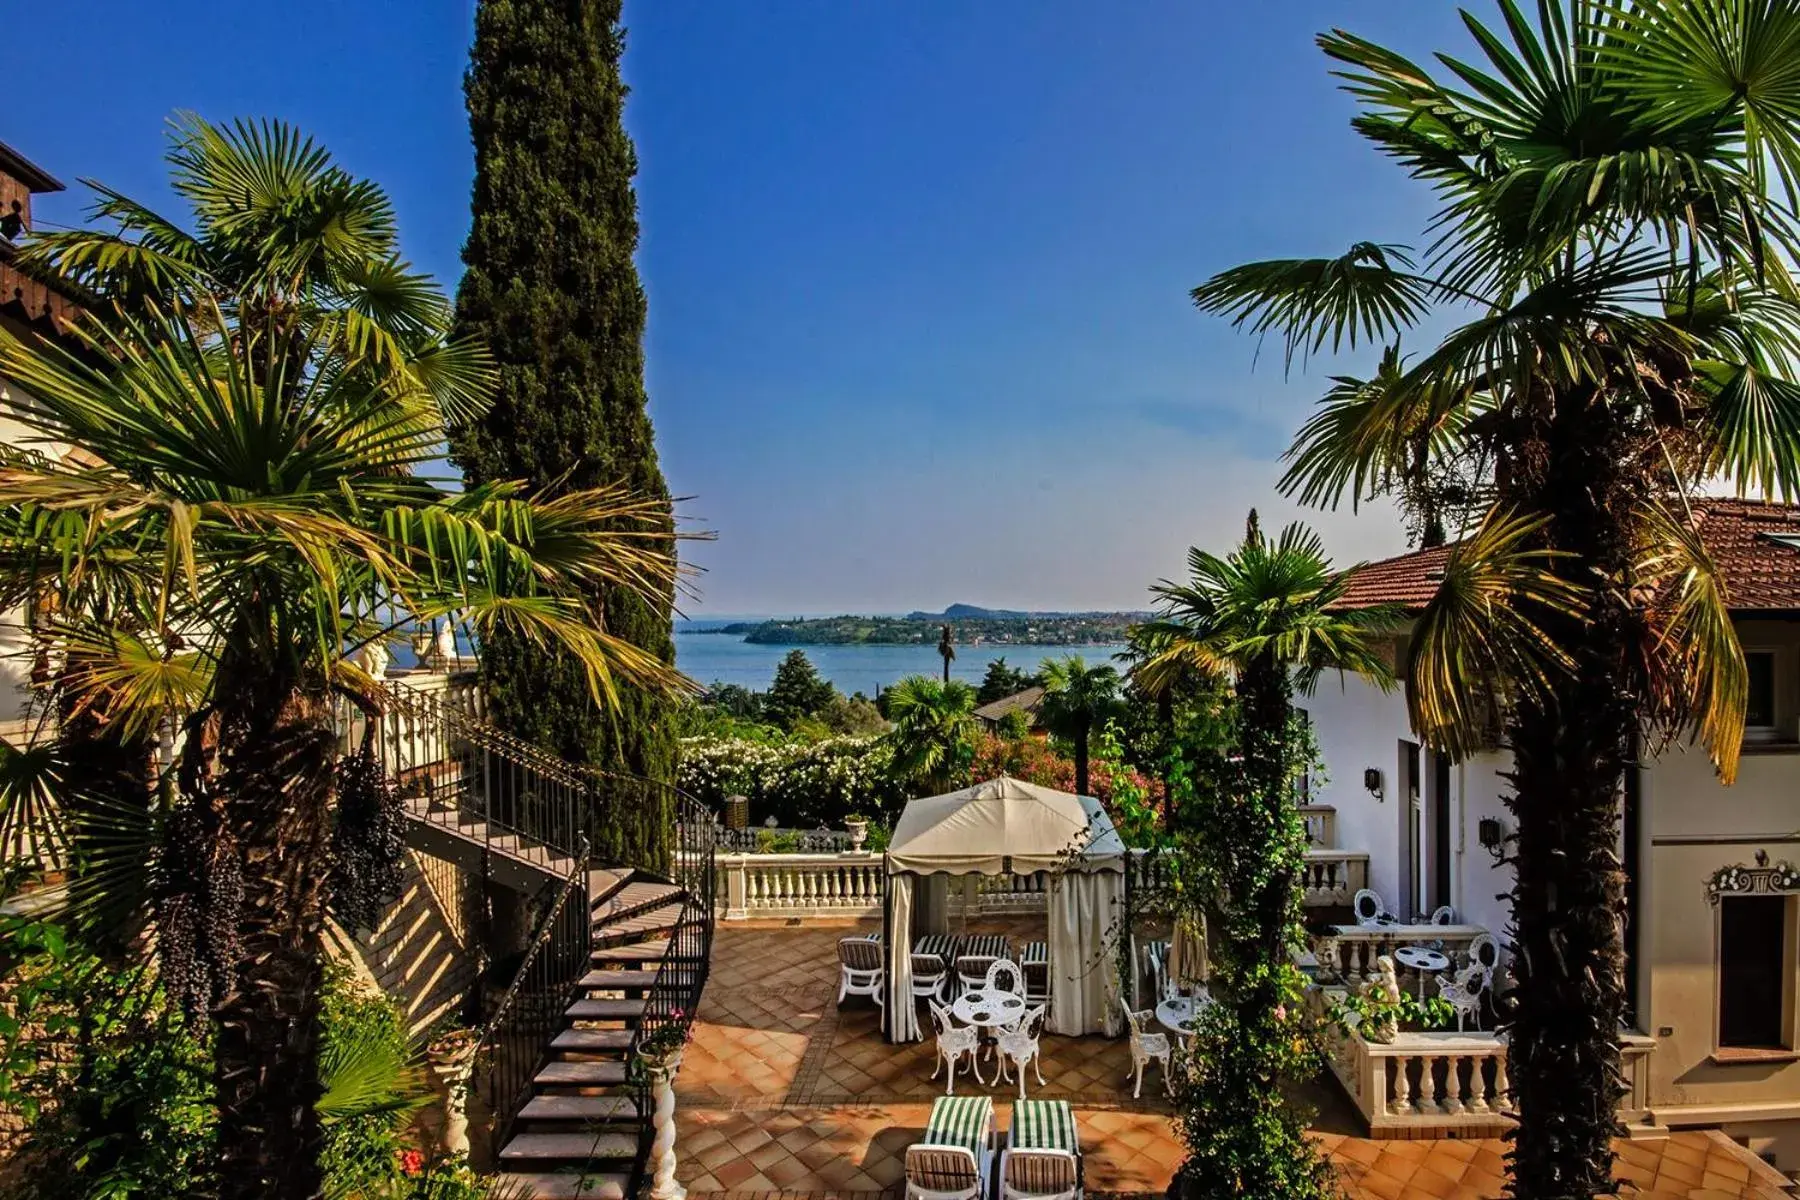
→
(398, 1148, 425, 1176)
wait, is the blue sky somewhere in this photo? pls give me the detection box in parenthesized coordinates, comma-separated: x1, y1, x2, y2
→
(9, 2, 1479, 615)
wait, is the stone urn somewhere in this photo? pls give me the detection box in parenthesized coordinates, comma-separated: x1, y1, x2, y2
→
(426, 1028, 482, 1156)
(845, 817, 869, 853)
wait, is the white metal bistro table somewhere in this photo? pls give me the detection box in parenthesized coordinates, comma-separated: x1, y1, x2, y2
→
(1154, 992, 1212, 1039)
(1393, 945, 1451, 1000)
(952, 986, 1028, 1030)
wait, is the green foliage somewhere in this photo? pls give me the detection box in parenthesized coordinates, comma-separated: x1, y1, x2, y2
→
(315, 965, 429, 1200)
(883, 676, 980, 793)
(1335, 987, 1455, 1037)
(450, 0, 678, 866)
(330, 750, 409, 935)
(678, 735, 906, 825)
(0, 918, 217, 1200)
(975, 657, 1036, 705)
(1154, 519, 1390, 1200)
(1036, 655, 1123, 797)
(765, 651, 838, 729)
(995, 709, 1031, 740)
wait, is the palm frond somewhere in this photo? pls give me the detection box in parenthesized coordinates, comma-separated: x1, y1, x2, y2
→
(1190, 243, 1433, 369)
(1406, 507, 1584, 758)
(1636, 499, 1748, 783)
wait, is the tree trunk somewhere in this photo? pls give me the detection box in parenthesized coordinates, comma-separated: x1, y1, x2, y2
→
(1073, 717, 1090, 798)
(1504, 387, 1637, 1200)
(209, 674, 337, 1200)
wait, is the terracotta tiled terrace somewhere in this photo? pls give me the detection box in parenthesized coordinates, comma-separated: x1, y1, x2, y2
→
(673, 920, 1793, 1200)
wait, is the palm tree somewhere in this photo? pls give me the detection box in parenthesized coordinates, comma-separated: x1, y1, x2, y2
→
(937, 624, 956, 683)
(1035, 655, 1121, 797)
(1189, 5, 1800, 1192)
(885, 676, 979, 793)
(19, 113, 491, 428)
(1143, 517, 1396, 1200)
(0, 304, 680, 1197)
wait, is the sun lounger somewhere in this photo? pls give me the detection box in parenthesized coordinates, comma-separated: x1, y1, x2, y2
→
(1001, 1098, 1081, 1200)
(907, 1094, 997, 1200)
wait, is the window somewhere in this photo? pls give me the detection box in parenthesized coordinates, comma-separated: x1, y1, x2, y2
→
(1718, 895, 1794, 1051)
(1745, 651, 1777, 736)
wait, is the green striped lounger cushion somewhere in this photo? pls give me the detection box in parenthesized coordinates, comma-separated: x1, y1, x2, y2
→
(923, 1094, 992, 1158)
(1010, 1099, 1077, 1153)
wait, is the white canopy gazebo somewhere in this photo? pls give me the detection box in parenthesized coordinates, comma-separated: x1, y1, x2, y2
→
(881, 776, 1125, 1042)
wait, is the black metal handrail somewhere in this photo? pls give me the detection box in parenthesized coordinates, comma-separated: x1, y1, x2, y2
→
(626, 789, 716, 1196)
(352, 679, 593, 868)
(475, 838, 592, 1147)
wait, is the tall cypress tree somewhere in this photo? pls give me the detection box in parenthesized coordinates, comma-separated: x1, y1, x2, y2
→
(452, 0, 676, 866)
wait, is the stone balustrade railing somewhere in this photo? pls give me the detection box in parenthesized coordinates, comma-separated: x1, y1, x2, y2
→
(714, 826, 858, 853)
(1132, 846, 1364, 910)
(1299, 850, 1367, 906)
(1318, 995, 1656, 1136)
(717, 852, 885, 919)
(713, 854, 1055, 920)
(1299, 804, 1336, 848)
(1312, 924, 1488, 986)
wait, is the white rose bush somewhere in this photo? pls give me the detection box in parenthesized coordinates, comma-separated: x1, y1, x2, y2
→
(677, 734, 906, 827)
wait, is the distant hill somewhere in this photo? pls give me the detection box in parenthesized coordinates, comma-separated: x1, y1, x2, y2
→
(725, 608, 1147, 646)
(905, 603, 1147, 621)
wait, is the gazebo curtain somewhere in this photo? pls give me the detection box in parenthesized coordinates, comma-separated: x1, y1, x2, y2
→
(884, 872, 921, 1041)
(1046, 867, 1124, 1036)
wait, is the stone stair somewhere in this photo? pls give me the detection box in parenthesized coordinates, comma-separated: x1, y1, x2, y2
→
(494, 868, 691, 1199)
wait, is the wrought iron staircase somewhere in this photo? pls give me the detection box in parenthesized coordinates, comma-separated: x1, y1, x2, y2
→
(352, 679, 715, 1199)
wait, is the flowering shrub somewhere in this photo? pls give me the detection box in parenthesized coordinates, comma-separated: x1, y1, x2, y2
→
(970, 733, 1151, 808)
(677, 735, 907, 826)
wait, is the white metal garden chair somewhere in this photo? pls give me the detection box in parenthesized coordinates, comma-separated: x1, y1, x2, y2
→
(837, 936, 885, 1007)
(985, 958, 1025, 999)
(928, 998, 983, 1094)
(1116, 998, 1171, 1099)
(994, 1002, 1049, 1097)
(1436, 961, 1491, 1032)
(1466, 932, 1502, 974)
(1352, 888, 1389, 928)
(1428, 904, 1457, 925)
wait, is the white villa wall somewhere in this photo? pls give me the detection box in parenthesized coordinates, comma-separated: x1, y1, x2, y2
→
(1306, 669, 1516, 935)
(1304, 671, 1407, 908)
(0, 384, 51, 729)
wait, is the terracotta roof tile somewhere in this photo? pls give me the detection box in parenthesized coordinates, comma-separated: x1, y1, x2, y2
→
(1335, 499, 1800, 614)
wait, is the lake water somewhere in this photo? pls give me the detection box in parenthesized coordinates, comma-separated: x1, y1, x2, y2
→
(675, 622, 1126, 696)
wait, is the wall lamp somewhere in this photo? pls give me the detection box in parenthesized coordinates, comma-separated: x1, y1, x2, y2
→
(1363, 767, 1384, 802)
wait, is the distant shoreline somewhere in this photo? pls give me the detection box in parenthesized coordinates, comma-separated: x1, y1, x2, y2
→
(677, 607, 1148, 647)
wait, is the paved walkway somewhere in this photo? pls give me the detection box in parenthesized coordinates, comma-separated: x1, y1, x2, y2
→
(674, 921, 1792, 1200)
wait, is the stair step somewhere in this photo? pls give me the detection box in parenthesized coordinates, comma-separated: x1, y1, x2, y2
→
(578, 969, 659, 991)
(588, 867, 635, 907)
(494, 1172, 630, 1200)
(518, 1094, 641, 1123)
(500, 1132, 640, 1163)
(592, 905, 684, 949)
(592, 880, 683, 925)
(567, 998, 648, 1021)
(535, 1060, 630, 1087)
(590, 938, 671, 963)
(551, 1028, 635, 1053)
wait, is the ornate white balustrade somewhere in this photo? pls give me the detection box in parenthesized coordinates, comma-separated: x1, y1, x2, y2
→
(713, 854, 1059, 920)
(1299, 850, 1368, 906)
(1312, 924, 1487, 986)
(1131, 845, 1365, 909)
(717, 852, 885, 919)
(1318, 992, 1657, 1135)
(1299, 804, 1337, 848)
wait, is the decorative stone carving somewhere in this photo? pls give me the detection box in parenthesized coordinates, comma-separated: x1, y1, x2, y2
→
(1706, 850, 1800, 904)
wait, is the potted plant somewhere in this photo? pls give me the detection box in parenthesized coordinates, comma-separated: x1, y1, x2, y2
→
(1334, 955, 1454, 1044)
(424, 1017, 483, 1155)
(844, 813, 870, 852)
(634, 1013, 693, 1076)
